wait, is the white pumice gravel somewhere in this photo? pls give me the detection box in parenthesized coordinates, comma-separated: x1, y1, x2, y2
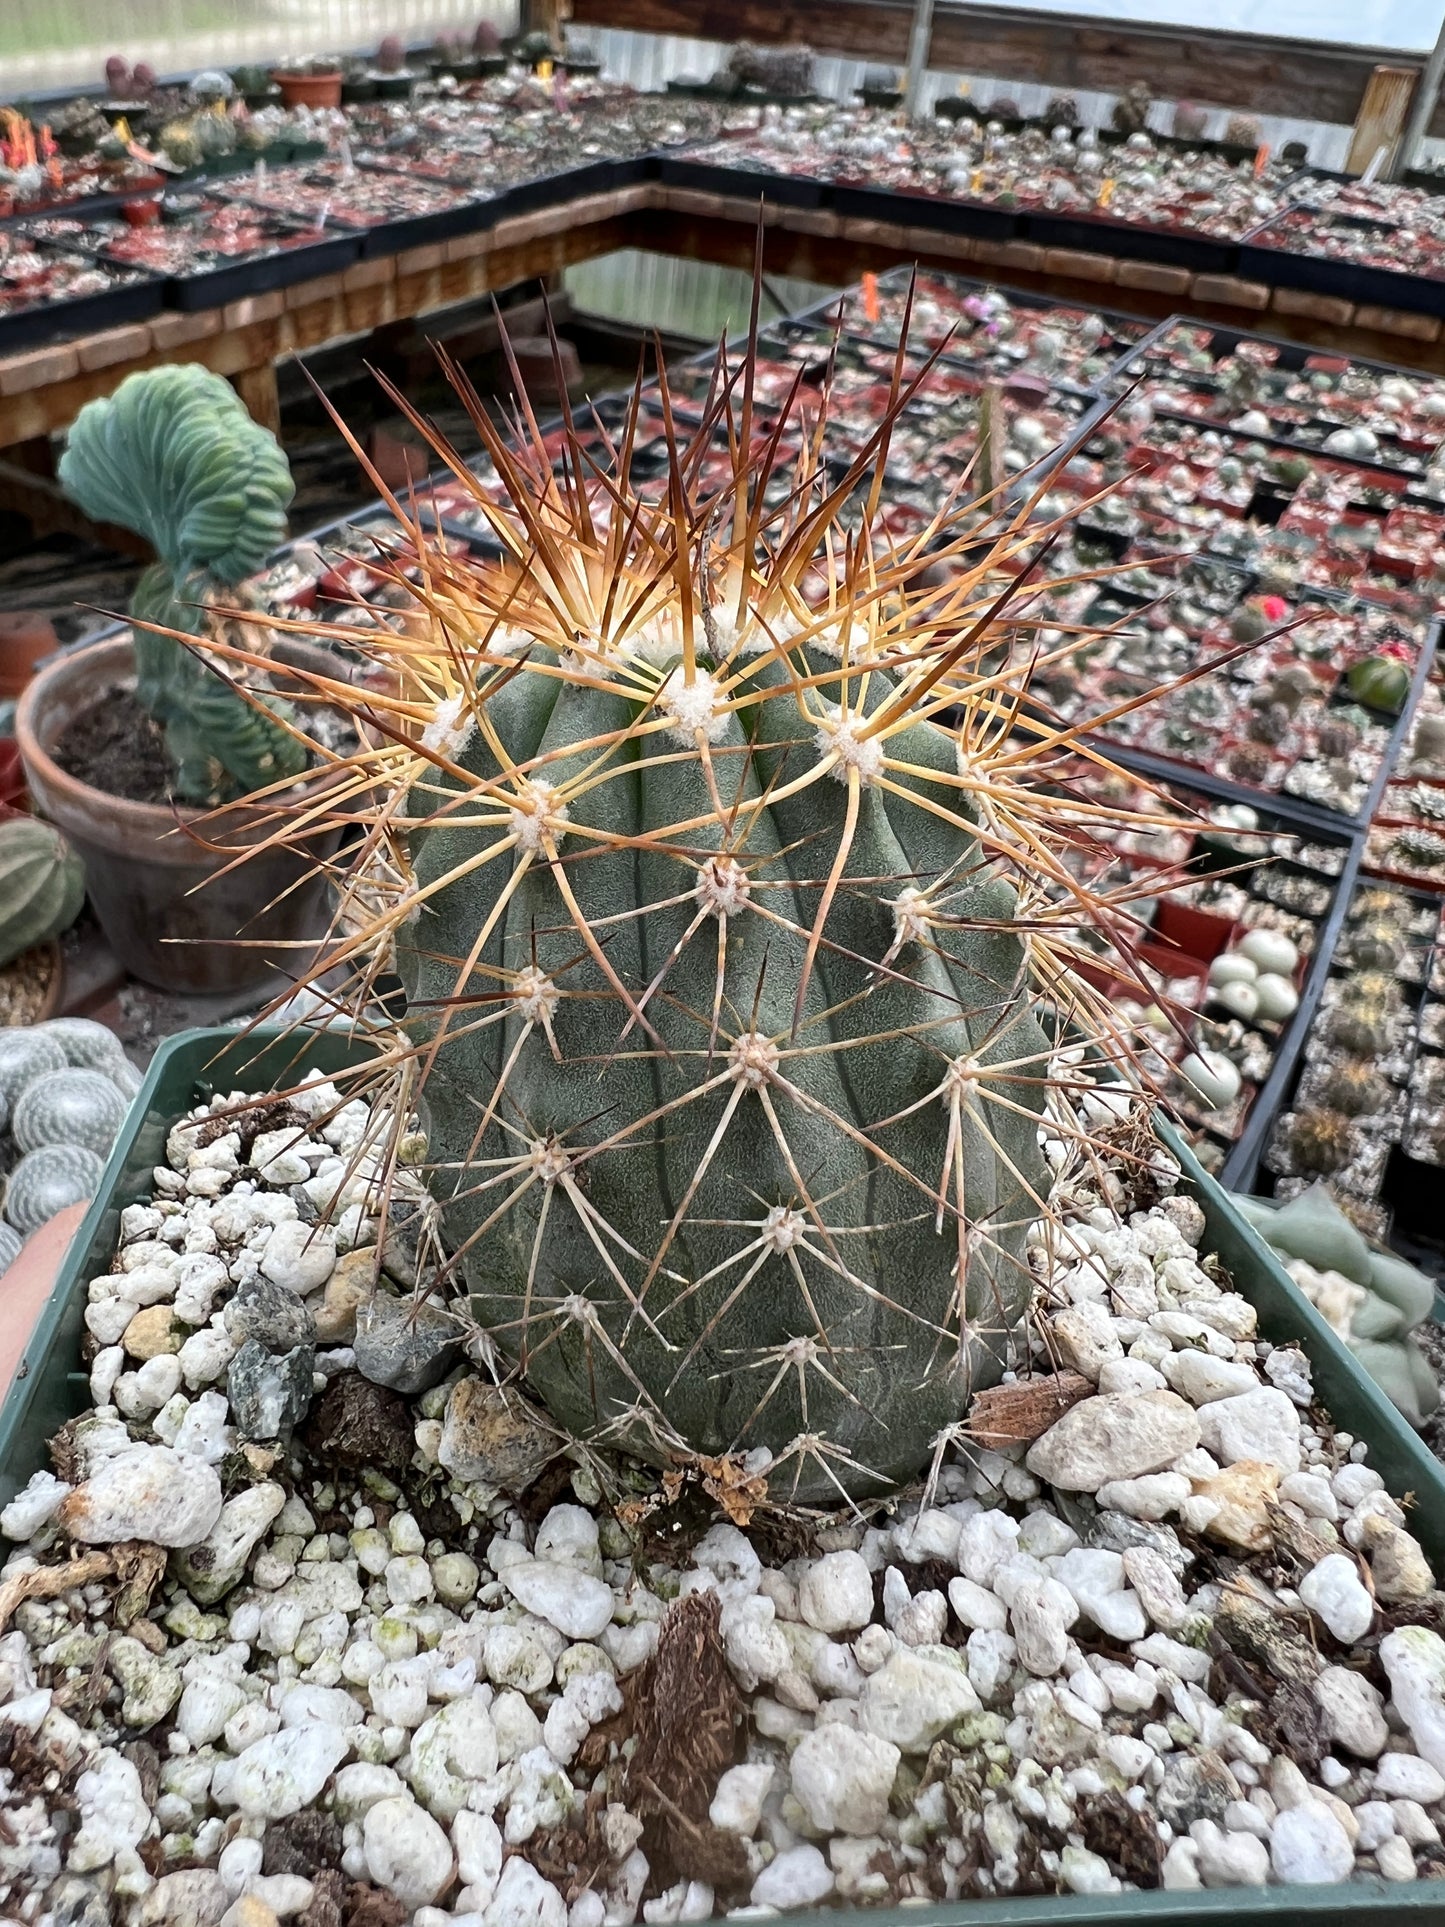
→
(0, 1066, 1444, 1926)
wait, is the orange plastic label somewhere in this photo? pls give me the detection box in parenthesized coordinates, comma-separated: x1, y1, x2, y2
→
(1098, 178, 1116, 207)
(1254, 142, 1270, 175)
(862, 272, 879, 323)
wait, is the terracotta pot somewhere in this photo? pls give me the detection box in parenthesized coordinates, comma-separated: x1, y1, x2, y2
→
(16, 636, 358, 995)
(271, 69, 343, 109)
(0, 611, 58, 702)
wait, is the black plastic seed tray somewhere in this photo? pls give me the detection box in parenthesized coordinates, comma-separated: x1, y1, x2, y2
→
(359, 192, 496, 261)
(0, 270, 166, 352)
(830, 180, 1018, 241)
(655, 151, 823, 210)
(166, 227, 364, 308)
(1239, 212, 1445, 320)
(1022, 206, 1236, 273)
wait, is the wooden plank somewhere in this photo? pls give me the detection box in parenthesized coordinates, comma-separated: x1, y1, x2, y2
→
(571, 0, 1441, 130)
(1346, 64, 1418, 174)
(0, 205, 637, 453)
(231, 363, 282, 440)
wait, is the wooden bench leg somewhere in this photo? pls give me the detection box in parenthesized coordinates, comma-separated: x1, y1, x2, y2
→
(231, 363, 282, 439)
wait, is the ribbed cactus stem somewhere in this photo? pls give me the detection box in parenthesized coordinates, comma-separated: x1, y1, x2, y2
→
(183, 296, 1188, 1504)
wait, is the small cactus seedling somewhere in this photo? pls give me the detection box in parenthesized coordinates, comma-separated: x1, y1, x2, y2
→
(1317, 1059, 1390, 1119)
(185, 291, 1206, 1504)
(1286, 1106, 1358, 1176)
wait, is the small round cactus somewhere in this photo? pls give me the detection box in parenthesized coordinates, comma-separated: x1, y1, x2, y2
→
(3, 1144, 103, 1235)
(1286, 1106, 1358, 1176)
(1324, 1003, 1390, 1056)
(13, 1069, 128, 1158)
(1316, 718, 1359, 760)
(36, 1018, 129, 1074)
(1228, 742, 1274, 784)
(0, 1224, 20, 1277)
(1392, 827, 1445, 869)
(1246, 703, 1291, 748)
(1347, 926, 1401, 972)
(0, 1032, 68, 1108)
(1318, 1060, 1390, 1118)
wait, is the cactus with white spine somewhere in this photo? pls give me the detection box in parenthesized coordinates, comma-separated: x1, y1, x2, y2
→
(186, 300, 1187, 1503)
(58, 364, 305, 806)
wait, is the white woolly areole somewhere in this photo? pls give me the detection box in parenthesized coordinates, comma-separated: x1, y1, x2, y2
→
(659, 666, 728, 744)
(942, 1055, 980, 1100)
(509, 778, 569, 852)
(527, 1137, 571, 1184)
(695, 855, 751, 918)
(808, 616, 874, 661)
(511, 966, 559, 1023)
(420, 691, 477, 759)
(617, 611, 683, 667)
(760, 1204, 806, 1252)
(483, 623, 534, 659)
(890, 886, 932, 946)
(728, 1030, 779, 1087)
(815, 704, 885, 785)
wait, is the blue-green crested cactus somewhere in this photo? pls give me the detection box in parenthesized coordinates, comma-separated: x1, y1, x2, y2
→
(186, 326, 1181, 1504)
(58, 363, 305, 806)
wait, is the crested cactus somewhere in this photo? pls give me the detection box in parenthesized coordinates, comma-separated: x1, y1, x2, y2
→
(58, 364, 305, 807)
(190, 314, 1191, 1503)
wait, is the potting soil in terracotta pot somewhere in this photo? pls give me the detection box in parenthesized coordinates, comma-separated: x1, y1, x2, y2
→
(1, 1063, 1442, 1915)
(15, 636, 358, 996)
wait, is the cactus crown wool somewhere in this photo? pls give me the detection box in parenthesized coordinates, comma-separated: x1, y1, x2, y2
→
(183, 294, 1191, 1503)
(58, 364, 305, 806)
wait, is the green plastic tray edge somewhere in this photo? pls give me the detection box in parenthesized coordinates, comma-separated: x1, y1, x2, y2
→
(0, 1026, 373, 1510)
(2, 1037, 1444, 1921)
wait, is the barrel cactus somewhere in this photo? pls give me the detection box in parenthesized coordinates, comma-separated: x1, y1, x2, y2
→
(0, 817, 84, 968)
(193, 327, 1180, 1503)
(57, 364, 305, 807)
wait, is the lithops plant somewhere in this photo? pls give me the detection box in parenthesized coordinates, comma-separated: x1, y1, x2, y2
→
(1234, 1183, 1439, 1425)
(177, 307, 1201, 1503)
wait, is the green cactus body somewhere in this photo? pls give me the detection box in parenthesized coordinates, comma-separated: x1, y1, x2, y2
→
(58, 364, 305, 806)
(400, 647, 1050, 1500)
(189, 314, 1197, 1505)
(0, 817, 84, 968)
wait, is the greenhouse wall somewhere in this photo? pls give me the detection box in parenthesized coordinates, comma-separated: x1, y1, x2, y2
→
(1, 0, 516, 94)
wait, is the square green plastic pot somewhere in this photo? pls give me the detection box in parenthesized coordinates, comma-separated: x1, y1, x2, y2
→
(3, 1032, 1445, 1924)
(0, 1027, 373, 1510)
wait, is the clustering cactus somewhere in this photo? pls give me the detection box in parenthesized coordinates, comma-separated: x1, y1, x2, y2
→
(184, 315, 1193, 1503)
(58, 365, 305, 807)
